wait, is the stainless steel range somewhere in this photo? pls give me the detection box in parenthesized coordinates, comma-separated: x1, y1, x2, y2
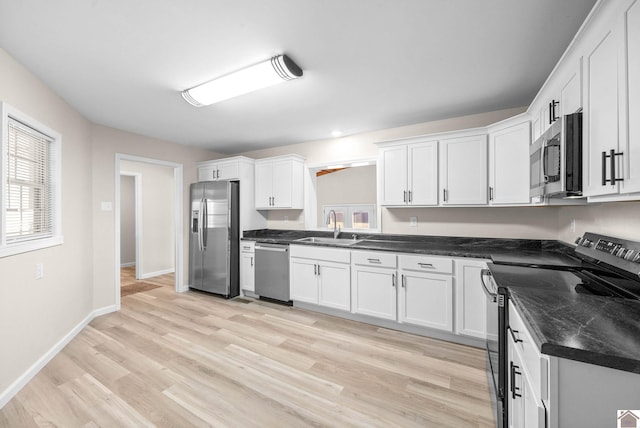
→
(483, 232, 640, 428)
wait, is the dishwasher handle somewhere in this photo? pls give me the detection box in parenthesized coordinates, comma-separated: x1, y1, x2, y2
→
(255, 245, 289, 253)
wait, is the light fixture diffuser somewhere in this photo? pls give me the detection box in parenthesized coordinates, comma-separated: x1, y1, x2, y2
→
(182, 54, 303, 107)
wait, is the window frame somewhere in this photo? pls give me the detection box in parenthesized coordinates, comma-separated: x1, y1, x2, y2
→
(322, 203, 377, 231)
(0, 102, 63, 257)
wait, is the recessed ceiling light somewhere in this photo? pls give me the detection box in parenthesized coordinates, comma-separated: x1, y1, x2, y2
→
(182, 54, 303, 107)
(331, 130, 343, 138)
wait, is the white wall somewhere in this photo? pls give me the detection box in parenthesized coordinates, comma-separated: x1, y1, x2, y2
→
(558, 201, 640, 243)
(91, 125, 221, 310)
(0, 48, 94, 397)
(120, 175, 136, 266)
(120, 160, 176, 277)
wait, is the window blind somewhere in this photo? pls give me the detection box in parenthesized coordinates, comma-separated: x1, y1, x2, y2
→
(6, 118, 54, 242)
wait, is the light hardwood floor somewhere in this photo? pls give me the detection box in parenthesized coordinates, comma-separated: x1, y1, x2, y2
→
(0, 274, 495, 427)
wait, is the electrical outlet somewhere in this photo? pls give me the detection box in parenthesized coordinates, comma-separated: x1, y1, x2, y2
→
(35, 263, 44, 279)
(570, 219, 576, 233)
(284, 215, 289, 223)
(410, 216, 418, 227)
(100, 201, 113, 211)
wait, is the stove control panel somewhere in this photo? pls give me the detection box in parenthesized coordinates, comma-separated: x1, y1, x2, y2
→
(576, 232, 640, 277)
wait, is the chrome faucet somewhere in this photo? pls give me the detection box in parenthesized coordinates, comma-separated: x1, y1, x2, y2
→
(327, 209, 340, 239)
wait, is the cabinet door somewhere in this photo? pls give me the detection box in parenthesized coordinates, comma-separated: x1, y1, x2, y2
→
(455, 259, 487, 339)
(271, 159, 293, 208)
(380, 145, 408, 205)
(560, 61, 583, 116)
(290, 258, 318, 304)
(508, 334, 524, 428)
(408, 141, 438, 205)
(621, 0, 640, 193)
(216, 161, 240, 181)
(583, 24, 621, 197)
(398, 271, 453, 332)
(198, 165, 216, 182)
(440, 135, 488, 205)
(254, 162, 273, 208)
(489, 122, 531, 205)
(318, 261, 351, 311)
(240, 252, 255, 292)
(351, 267, 397, 320)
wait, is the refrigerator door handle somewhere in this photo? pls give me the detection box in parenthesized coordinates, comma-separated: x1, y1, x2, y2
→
(197, 198, 204, 252)
(202, 198, 208, 250)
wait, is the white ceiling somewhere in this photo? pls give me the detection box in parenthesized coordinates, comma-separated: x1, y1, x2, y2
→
(0, 0, 596, 154)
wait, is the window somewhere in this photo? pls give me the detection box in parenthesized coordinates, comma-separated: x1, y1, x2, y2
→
(323, 204, 376, 230)
(1, 102, 62, 257)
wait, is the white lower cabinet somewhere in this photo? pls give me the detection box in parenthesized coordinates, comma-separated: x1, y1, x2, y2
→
(351, 251, 398, 320)
(290, 245, 351, 310)
(398, 254, 454, 332)
(508, 333, 546, 428)
(455, 259, 489, 339)
(240, 241, 255, 294)
(398, 271, 453, 331)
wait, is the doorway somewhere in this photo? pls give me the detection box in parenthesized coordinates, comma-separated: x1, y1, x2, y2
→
(115, 154, 184, 310)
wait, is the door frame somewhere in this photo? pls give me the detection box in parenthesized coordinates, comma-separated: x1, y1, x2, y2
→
(119, 171, 142, 279)
(115, 154, 184, 311)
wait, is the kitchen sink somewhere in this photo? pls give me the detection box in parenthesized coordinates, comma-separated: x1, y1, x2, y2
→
(294, 236, 363, 245)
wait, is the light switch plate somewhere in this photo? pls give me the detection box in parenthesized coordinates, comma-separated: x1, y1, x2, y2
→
(101, 201, 113, 211)
(410, 216, 418, 227)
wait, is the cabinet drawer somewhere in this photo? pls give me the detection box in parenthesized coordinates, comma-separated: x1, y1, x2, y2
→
(351, 251, 397, 268)
(290, 245, 350, 264)
(241, 240, 255, 253)
(398, 254, 453, 274)
(509, 303, 548, 401)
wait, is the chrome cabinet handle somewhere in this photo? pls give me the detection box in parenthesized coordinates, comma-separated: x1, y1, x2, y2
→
(250, 257, 253, 267)
(418, 262, 434, 268)
(443, 189, 447, 202)
(408, 190, 412, 203)
(317, 265, 320, 276)
(367, 258, 381, 264)
(401, 274, 405, 288)
(403, 190, 407, 203)
(489, 186, 494, 201)
(392, 273, 396, 287)
(314, 264, 317, 275)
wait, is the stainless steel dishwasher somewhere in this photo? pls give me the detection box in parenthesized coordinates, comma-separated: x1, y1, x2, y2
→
(254, 243, 290, 303)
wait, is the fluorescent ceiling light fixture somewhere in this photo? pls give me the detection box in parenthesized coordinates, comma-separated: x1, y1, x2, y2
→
(182, 54, 303, 107)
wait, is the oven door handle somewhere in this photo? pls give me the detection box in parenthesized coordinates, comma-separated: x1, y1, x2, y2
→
(480, 268, 497, 302)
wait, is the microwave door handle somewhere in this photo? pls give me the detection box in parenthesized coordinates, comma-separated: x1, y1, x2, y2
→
(542, 144, 549, 182)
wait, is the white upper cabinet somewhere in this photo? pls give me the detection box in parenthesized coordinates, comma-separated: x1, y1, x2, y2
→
(439, 134, 488, 205)
(379, 140, 438, 206)
(560, 59, 583, 117)
(582, 11, 621, 197)
(488, 118, 531, 205)
(198, 156, 245, 181)
(620, 0, 640, 194)
(254, 155, 305, 209)
(380, 145, 408, 205)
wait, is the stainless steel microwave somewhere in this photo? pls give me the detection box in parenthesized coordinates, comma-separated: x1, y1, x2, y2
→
(530, 112, 583, 198)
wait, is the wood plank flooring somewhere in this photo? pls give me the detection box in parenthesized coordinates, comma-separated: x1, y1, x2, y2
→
(0, 273, 495, 427)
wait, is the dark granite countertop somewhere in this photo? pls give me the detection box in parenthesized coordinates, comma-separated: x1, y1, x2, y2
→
(242, 228, 575, 263)
(243, 229, 640, 373)
(489, 263, 640, 374)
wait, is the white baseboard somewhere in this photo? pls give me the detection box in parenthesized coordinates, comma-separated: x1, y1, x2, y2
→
(120, 262, 136, 268)
(139, 268, 174, 279)
(0, 305, 118, 409)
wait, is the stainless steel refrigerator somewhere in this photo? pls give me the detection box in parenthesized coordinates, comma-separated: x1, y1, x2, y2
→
(189, 181, 240, 298)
